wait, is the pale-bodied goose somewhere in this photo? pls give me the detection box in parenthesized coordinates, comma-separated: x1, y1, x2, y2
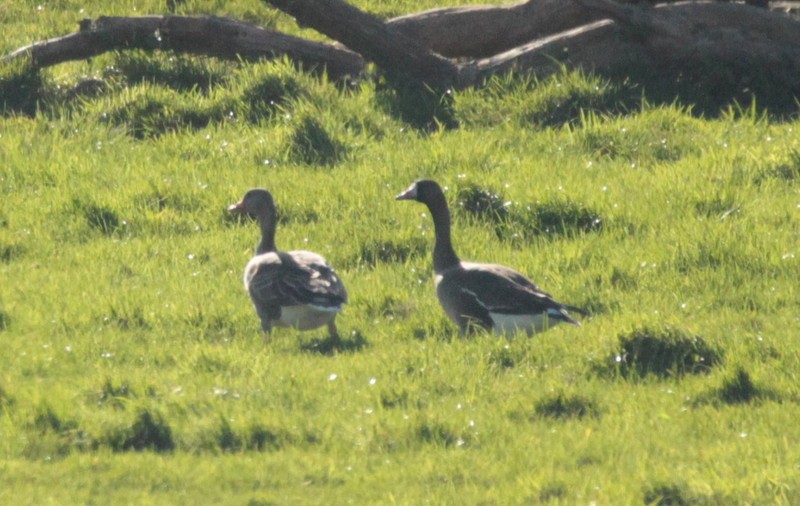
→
(228, 188, 347, 341)
(396, 179, 586, 336)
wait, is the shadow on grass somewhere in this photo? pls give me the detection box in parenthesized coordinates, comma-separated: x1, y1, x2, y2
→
(533, 393, 602, 420)
(300, 329, 369, 355)
(0, 59, 49, 117)
(691, 367, 785, 407)
(107, 409, 175, 453)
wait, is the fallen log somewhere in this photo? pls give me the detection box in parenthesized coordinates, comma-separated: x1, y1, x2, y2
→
(2, 15, 364, 79)
(3, 0, 800, 110)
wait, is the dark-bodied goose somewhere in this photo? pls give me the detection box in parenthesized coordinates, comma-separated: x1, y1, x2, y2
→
(396, 179, 586, 336)
(229, 189, 347, 341)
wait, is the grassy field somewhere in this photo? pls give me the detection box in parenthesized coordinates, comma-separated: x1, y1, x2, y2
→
(2, 1, 800, 504)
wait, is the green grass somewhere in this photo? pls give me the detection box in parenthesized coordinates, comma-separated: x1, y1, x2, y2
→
(2, 1, 800, 504)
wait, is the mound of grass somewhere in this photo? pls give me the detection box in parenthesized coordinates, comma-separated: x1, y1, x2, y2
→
(455, 70, 634, 128)
(100, 85, 230, 138)
(114, 51, 232, 93)
(598, 326, 723, 379)
(570, 107, 701, 163)
(457, 184, 510, 224)
(375, 80, 457, 131)
(457, 184, 603, 240)
(241, 70, 304, 123)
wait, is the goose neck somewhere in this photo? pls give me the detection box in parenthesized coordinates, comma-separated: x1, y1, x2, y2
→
(256, 213, 277, 254)
(426, 194, 460, 272)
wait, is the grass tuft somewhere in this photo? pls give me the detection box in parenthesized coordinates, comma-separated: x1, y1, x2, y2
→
(599, 326, 723, 379)
(643, 482, 701, 506)
(0, 308, 10, 331)
(416, 421, 466, 448)
(32, 405, 77, 434)
(0, 385, 15, 412)
(97, 379, 134, 409)
(537, 483, 569, 502)
(71, 199, 122, 236)
(754, 150, 800, 185)
(380, 388, 409, 409)
(488, 344, 526, 370)
(457, 184, 510, 223)
(102, 305, 151, 331)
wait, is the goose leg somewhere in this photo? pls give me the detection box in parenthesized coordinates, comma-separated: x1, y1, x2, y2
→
(259, 320, 273, 344)
(327, 319, 341, 345)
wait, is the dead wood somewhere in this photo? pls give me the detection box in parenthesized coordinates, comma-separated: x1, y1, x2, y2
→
(2, 15, 365, 79)
(265, 0, 460, 84)
(385, 0, 603, 58)
(3, 0, 800, 111)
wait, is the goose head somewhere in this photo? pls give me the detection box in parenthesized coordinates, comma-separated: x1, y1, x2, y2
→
(229, 188, 279, 254)
(229, 188, 277, 223)
(395, 179, 443, 204)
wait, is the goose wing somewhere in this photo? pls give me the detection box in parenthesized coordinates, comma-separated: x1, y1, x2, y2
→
(450, 263, 582, 324)
(246, 251, 347, 310)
